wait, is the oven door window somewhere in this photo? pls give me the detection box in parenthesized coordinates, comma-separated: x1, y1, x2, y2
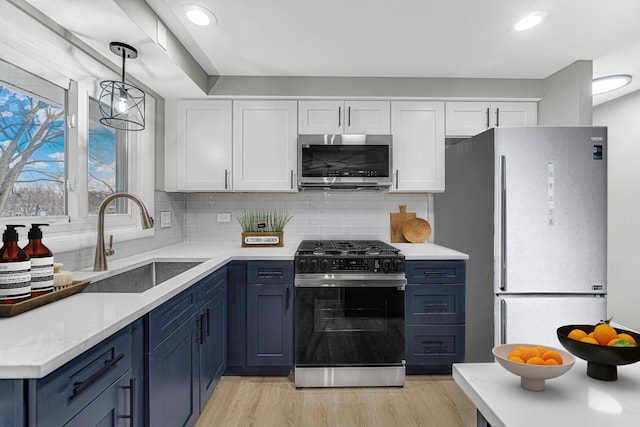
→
(300, 145, 390, 178)
(295, 287, 404, 366)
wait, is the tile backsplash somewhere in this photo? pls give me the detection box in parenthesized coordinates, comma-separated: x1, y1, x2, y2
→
(183, 191, 431, 243)
(53, 190, 431, 271)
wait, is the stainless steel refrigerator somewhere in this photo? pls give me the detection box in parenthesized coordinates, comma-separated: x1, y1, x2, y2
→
(434, 127, 607, 362)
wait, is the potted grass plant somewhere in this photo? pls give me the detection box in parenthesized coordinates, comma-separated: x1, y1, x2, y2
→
(233, 209, 293, 247)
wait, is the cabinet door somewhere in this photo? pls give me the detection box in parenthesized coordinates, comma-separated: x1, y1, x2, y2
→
(345, 100, 390, 134)
(147, 315, 199, 427)
(64, 371, 133, 427)
(233, 100, 297, 191)
(176, 100, 232, 191)
(445, 101, 491, 137)
(199, 280, 226, 412)
(391, 101, 445, 192)
(246, 283, 293, 367)
(491, 102, 537, 128)
(298, 100, 343, 134)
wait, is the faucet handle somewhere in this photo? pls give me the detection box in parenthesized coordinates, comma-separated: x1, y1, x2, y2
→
(106, 234, 115, 257)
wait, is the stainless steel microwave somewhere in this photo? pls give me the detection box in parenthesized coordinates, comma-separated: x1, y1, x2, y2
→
(297, 134, 392, 190)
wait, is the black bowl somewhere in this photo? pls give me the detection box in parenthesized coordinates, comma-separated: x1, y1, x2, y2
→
(557, 324, 640, 381)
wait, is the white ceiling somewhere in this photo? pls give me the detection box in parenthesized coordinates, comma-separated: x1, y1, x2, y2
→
(23, 0, 640, 105)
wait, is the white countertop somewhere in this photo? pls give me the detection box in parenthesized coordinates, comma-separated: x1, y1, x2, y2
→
(0, 241, 466, 379)
(453, 361, 640, 427)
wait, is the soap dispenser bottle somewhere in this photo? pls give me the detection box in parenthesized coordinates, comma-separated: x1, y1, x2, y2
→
(22, 223, 54, 297)
(0, 225, 31, 304)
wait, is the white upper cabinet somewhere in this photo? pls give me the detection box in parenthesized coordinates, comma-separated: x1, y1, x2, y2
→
(445, 101, 537, 137)
(173, 100, 232, 191)
(298, 100, 390, 134)
(390, 101, 445, 192)
(233, 100, 298, 192)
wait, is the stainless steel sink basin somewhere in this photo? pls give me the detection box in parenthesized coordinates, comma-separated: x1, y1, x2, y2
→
(83, 261, 203, 293)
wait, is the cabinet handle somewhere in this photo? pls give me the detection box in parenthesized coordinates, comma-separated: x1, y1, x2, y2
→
(224, 169, 229, 189)
(120, 377, 135, 427)
(495, 107, 500, 127)
(72, 353, 124, 397)
(421, 341, 447, 353)
(285, 286, 290, 312)
(258, 270, 284, 279)
(196, 315, 203, 344)
(424, 303, 449, 311)
(395, 170, 399, 189)
(290, 169, 294, 190)
(205, 308, 211, 337)
(348, 106, 351, 127)
(422, 270, 451, 278)
(485, 107, 490, 128)
(338, 106, 341, 127)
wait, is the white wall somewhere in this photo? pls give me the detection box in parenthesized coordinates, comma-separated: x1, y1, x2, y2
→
(594, 90, 640, 332)
(539, 60, 593, 125)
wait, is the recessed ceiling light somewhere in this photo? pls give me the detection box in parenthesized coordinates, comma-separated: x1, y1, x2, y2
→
(184, 4, 217, 26)
(592, 74, 632, 95)
(514, 11, 548, 31)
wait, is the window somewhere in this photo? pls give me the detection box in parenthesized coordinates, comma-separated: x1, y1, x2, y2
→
(87, 97, 128, 215)
(0, 60, 66, 218)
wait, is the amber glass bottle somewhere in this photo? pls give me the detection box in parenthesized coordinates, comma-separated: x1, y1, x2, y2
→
(22, 224, 54, 297)
(0, 225, 31, 304)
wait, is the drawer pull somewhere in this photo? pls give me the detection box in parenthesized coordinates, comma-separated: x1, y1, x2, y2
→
(424, 303, 449, 311)
(72, 353, 125, 397)
(422, 270, 454, 278)
(422, 341, 447, 353)
(257, 270, 284, 279)
(120, 377, 136, 427)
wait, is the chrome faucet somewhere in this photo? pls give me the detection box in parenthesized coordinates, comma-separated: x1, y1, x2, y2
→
(93, 192, 154, 271)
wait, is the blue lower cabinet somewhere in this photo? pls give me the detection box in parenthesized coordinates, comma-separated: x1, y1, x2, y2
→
(147, 312, 200, 427)
(246, 283, 293, 367)
(146, 267, 227, 427)
(64, 371, 134, 427)
(0, 380, 24, 426)
(28, 325, 136, 427)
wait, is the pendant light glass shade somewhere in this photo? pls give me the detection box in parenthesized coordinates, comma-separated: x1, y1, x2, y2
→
(99, 42, 145, 131)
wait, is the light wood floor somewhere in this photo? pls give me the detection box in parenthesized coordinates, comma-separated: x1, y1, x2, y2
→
(195, 375, 476, 427)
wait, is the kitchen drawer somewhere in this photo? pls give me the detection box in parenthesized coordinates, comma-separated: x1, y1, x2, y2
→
(30, 325, 133, 427)
(247, 261, 293, 285)
(148, 285, 200, 350)
(405, 260, 466, 284)
(405, 284, 465, 325)
(405, 325, 465, 366)
(201, 266, 227, 301)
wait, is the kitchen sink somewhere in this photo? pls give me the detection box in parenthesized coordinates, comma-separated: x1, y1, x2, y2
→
(83, 261, 203, 293)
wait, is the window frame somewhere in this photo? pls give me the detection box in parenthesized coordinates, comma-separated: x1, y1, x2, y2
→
(0, 71, 155, 254)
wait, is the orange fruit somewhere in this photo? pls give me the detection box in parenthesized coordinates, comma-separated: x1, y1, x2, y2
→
(580, 336, 599, 345)
(508, 355, 525, 364)
(543, 359, 559, 365)
(568, 329, 588, 341)
(594, 323, 618, 346)
(541, 350, 563, 365)
(616, 333, 637, 346)
(526, 356, 545, 365)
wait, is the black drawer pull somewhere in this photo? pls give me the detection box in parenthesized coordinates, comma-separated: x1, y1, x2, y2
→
(72, 353, 125, 397)
(257, 270, 284, 278)
(120, 377, 135, 427)
(424, 303, 449, 310)
(422, 270, 454, 278)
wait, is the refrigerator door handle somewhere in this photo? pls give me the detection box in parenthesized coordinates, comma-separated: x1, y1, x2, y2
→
(500, 155, 507, 291)
(500, 298, 507, 345)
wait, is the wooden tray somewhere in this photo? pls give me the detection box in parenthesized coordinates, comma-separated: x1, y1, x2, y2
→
(0, 280, 91, 317)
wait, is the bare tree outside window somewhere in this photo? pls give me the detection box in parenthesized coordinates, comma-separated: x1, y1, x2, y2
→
(0, 85, 65, 217)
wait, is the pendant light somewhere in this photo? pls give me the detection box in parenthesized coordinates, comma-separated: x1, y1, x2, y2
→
(99, 42, 145, 131)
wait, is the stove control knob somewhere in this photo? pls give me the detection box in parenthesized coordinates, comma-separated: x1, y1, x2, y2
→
(320, 259, 331, 273)
(308, 258, 319, 273)
(297, 258, 308, 273)
(393, 259, 404, 272)
(381, 258, 392, 272)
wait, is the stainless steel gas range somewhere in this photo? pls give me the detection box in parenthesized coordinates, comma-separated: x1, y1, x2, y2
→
(294, 240, 406, 388)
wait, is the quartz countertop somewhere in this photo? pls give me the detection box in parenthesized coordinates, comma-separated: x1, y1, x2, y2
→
(453, 361, 640, 427)
(0, 241, 466, 378)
